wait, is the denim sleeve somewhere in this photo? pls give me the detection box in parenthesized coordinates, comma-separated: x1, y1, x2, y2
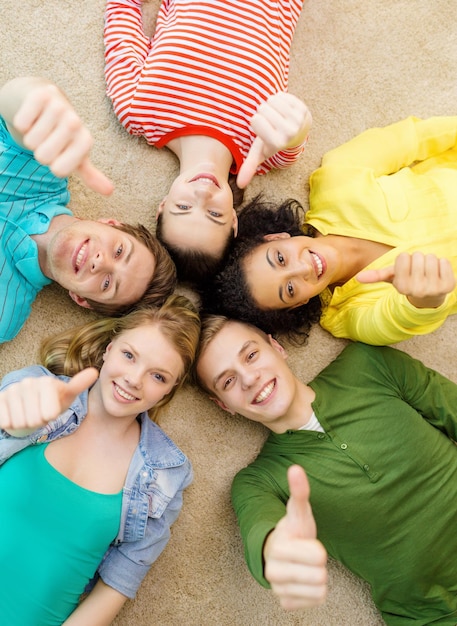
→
(0, 365, 51, 392)
(0, 366, 54, 452)
(97, 460, 193, 598)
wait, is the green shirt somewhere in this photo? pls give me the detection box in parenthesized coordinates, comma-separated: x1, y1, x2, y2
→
(0, 443, 122, 625)
(232, 343, 457, 625)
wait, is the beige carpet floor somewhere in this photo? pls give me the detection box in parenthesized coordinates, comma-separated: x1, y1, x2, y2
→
(1, 1, 457, 624)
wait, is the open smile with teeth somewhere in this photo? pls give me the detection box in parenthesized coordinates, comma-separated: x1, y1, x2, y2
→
(310, 251, 323, 278)
(114, 383, 138, 402)
(190, 174, 220, 188)
(75, 242, 88, 272)
(253, 380, 275, 404)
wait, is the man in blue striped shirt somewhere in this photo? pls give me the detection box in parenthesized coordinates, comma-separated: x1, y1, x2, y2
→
(0, 77, 176, 343)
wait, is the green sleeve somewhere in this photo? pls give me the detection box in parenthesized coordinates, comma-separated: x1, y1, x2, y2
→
(231, 467, 288, 588)
(365, 344, 457, 439)
(320, 116, 457, 176)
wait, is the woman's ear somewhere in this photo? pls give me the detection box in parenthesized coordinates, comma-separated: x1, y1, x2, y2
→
(232, 209, 239, 237)
(103, 342, 113, 361)
(263, 232, 291, 242)
(156, 198, 167, 219)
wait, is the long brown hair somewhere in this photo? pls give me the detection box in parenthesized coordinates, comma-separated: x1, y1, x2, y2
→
(40, 295, 201, 420)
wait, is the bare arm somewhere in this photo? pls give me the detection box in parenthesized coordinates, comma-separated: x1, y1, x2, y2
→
(0, 77, 113, 195)
(63, 580, 128, 626)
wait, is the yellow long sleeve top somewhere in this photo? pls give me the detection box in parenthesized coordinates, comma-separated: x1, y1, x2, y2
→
(307, 116, 457, 344)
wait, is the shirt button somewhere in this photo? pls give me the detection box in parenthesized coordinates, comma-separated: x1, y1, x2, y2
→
(340, 443, 348, 450)
(132, 508, 137, 515)
(363, 464, 370, 471)
(142, 471, 148, 478)
(37, 435, 48, 443)
(317, 433, 325, 439)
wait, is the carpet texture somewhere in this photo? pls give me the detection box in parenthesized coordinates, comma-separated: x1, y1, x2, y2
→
(1, 1, 457, 624)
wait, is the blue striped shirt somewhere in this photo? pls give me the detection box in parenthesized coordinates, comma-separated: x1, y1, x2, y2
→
(0, 117, 72, 343)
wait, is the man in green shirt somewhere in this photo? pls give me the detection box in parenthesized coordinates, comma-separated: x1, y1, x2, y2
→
(195, 316, 457, 625)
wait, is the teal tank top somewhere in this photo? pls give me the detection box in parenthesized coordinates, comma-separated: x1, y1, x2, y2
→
(0, 443, 123, 625)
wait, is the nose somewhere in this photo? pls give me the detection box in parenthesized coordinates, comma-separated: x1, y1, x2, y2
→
(124, 367, 142, 389)
(91, 250, 112, 273)
(290, 254, 311, 280)
(241, 368, 260, 390)
(194, 185, 213, 200)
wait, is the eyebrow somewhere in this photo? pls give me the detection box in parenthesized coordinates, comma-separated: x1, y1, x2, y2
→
(266, 248, 286, 304)
(124, 342, 175, 377)
(113, 240, 134, 300)
(212, 340, 258, 389)
(169, 208, 226, 225)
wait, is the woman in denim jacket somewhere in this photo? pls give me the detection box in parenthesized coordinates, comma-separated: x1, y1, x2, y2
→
(0, 294, 200, 626)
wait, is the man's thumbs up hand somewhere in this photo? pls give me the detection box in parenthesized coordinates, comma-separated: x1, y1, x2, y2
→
(264, 465, 327, 610)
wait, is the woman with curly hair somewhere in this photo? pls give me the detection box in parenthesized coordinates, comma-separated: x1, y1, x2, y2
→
(203, 116, 457, 345)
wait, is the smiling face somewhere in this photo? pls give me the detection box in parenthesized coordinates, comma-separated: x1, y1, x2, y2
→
(157, 167, 238, 258)
(97, 324, 185, 418)
(243, 233, 339, 310)
(46, 219, 155, 309)
(197, 321, 300, 431)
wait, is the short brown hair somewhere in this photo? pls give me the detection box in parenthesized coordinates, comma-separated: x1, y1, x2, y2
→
(193, 314, 269, 395)
(85, 223, 177, 316)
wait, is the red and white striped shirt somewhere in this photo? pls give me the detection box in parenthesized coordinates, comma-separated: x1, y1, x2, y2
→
(104, 0, 305, 174)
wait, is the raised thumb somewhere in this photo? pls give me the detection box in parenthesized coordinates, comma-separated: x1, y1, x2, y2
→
(77, 158, 114, 196)
(236, 137, 266, 189)
(285, 464, 317, 539)
(60, 367, 99, 408)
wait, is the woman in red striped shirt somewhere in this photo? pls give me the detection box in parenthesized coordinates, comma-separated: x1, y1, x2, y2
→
(104, 0, 312, 283)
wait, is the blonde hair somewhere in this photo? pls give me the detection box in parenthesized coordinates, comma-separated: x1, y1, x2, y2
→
(40, 295, 201, 421)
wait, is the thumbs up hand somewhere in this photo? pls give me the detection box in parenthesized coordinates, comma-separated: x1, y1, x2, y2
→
(236, 92, 312, 189)
(0, 77, 114, 195)
(356, 252, 455, 310)
(0, 368, 99, 436)
(263, 465, 327, 610)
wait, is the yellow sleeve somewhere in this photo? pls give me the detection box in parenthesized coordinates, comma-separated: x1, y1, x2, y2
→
(320, 285, 457, 346)
(320, 116, 457, 177)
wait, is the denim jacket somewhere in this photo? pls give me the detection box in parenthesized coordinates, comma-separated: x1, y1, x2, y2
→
(0, 365, 193, 599)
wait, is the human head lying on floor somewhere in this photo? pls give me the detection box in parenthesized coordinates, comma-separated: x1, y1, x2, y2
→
(0, 76, 177, 343)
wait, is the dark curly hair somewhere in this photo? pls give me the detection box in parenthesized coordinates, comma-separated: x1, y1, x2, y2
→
(201, 195, 322, 345)
(156, 174, 244, 285)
